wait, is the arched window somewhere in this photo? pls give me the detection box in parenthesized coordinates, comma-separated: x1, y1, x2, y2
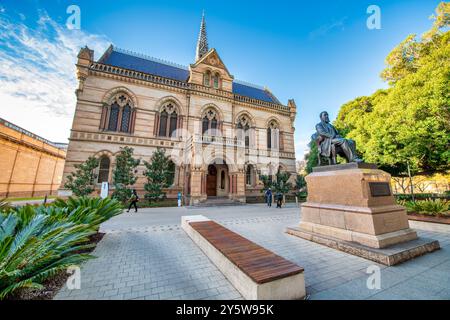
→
(159, 111, 168, 137)
(102, 92, 135, 134)
(108, 103, 120, 131)
(158, 103, 179, 138)
(169, 112, 178, 137)
(120, 104, 131, 132)
(167, 161, 175, 186)
(201, 109, 220, 136)
(237, 115, 251, 148)
(202, 116, 209, 134)
(267, 120, 279, 150)
(203, 71, 211, 87)
(213, 73, 220, 89)
(211, 117, 217, 131)
(98, 156, 110, 183)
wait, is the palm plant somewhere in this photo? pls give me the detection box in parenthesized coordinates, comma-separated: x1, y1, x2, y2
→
(0, 196, 122, 299)
(0, 199, 13, 213)
(0, 212, 95, 299)
(52, 196, 123, 230)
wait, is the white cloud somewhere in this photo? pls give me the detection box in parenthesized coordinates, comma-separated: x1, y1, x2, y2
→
(309, 17, 347, 39)
(0, 10, 110, 142)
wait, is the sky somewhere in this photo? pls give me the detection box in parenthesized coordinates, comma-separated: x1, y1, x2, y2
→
(0, 0, 443, 160)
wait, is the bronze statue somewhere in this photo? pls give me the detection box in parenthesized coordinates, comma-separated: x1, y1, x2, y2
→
(312, 111, 362, 164)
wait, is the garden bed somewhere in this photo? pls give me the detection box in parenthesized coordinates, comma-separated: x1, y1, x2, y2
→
(407, 212, 450, 225)
(6, 232, 105, 300)
(136, 199, 178, 208)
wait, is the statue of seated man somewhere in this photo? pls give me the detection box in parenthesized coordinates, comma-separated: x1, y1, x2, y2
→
(312, 111, 363, 164)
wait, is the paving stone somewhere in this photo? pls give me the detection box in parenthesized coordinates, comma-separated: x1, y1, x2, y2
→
(53, 204, 450, 300)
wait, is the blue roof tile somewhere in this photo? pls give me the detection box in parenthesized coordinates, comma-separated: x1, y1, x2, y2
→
(102, 50, 189, 81)
(232, 82, 275, 103)
(99, 47, 279, 104)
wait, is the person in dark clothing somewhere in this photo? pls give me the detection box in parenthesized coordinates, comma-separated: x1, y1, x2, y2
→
(276, 192, 283, 208)
(265, 188, 273, 207)
(126, 189, 139, 213)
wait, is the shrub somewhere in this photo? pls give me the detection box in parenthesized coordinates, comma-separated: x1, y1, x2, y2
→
(52, 196, 123, 230)
(402, 199, 449, 217)
(0, 212, 95, 299)
(0, 199, 13, 212)
(112, 147, 140, 203)
(0, 196, 122, 299)
(64, 156, 99, 197)
(394, 193, 450, 201)
(144, 148, 173, 202)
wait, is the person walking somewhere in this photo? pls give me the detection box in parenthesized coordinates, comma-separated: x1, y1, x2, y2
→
(276, 191, 283, 208)
(126, 189, 139, 213)
(265, 188, 273, 207)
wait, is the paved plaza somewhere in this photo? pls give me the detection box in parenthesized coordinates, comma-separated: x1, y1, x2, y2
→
(55, 204, 450, 300)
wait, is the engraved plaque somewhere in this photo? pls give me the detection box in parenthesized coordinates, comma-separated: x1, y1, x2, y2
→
(369, 182, 391, 197)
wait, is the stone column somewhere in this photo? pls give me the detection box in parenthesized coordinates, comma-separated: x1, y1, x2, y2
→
(189, 168, 206, 205)
(235, 171, 246, 203)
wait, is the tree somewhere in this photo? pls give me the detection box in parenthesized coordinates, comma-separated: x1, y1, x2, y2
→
(334, 2, 450, 175)
(423, 2, 450, 40)
(259, 174, 273, 193)
(295, 174, 306, 192)
(380, 34, 421, 84)
(64, 156, 99, 196)
(143, 148, 173, 202)
(272, 172, 293, 195)
(112, 147, 140, 202)
(304, 140, 318, 174)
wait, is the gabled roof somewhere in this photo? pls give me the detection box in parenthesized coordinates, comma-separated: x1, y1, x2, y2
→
(191, 48, 233, 80)
(98, 45, 279, 104)
(99, 46, 190, 81)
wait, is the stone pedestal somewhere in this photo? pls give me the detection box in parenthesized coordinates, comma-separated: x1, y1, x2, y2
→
(287, 163, 440, 265)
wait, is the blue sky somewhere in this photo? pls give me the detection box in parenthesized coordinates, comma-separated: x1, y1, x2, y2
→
(0, 0, 443, 159)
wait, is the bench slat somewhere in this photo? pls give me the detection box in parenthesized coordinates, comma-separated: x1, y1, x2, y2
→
(190, 220, 304, 284)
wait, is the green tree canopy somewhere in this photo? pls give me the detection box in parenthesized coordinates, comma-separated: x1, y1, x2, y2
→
(112, 147, 140, 202)
(64, 156, 99, 196)
(259, 171, 293, 194)
(143, 148, 174, 202)
(333, 2, 449, 176)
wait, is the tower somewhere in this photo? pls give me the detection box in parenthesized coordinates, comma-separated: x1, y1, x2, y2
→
(195, 12, 209, 61)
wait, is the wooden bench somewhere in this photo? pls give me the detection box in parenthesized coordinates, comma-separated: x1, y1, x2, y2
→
(182, 215, 305, 300)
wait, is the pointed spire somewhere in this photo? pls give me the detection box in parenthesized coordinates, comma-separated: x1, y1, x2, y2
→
(195, 11, 209, 61)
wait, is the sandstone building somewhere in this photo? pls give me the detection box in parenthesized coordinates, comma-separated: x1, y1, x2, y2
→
(0, 117, 67, 198)
(60, 15, 297, 204)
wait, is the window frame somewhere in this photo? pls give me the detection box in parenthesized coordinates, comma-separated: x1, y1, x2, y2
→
(97, 156, 111, 184)
(158, 103, 179, 138)
(203, 71, 211, 87)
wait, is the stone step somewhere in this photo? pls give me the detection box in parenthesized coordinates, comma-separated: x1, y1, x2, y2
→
(192, 198, 245, 207)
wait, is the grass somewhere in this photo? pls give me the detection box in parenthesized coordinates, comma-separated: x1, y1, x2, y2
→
(5, 196, 57, 202)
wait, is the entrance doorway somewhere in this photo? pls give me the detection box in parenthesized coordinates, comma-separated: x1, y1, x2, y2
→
(206, 164, 217, 196)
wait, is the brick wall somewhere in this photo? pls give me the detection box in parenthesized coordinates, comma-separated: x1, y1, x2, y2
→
(0, 119, 66, 198)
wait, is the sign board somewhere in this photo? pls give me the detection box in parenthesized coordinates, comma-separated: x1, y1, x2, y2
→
(100, 182, 109, 199)
(57, 189, 73, 197)
(369, 182, 391, 197)
(178, 192, 182, 207)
